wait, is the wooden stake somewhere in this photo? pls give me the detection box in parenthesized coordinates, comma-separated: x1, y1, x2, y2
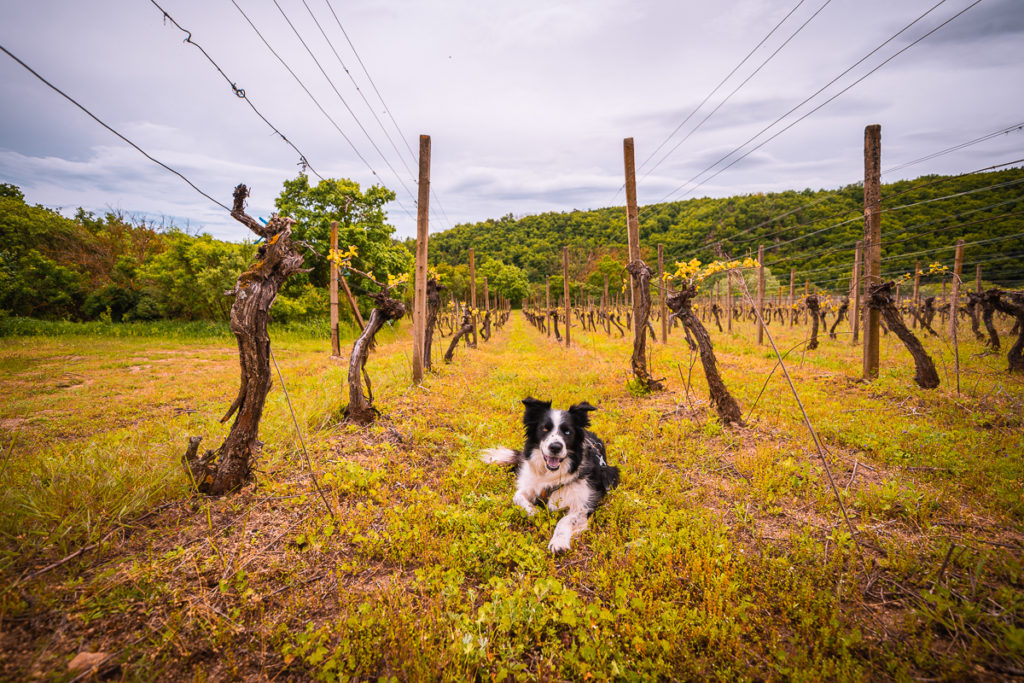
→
(788, 267, 795, 326)
(658, 243, 667, 343)
(975, 263, 982, 294)
(330, 220, 340, 357)
(727, 270, 733, 332)
(851, 240, 861, 343)
(757, 245, 765, 345)
(545, 277, 551, 337)
(469, 247, 477, 347)
(912, 260, 921, 328)
(339, 272, 364, 331)
(563, 246, 571, 347)
(603, 273, 610, 334)
(862, 124, 881, 381)
(949, 239, 964, 338)
(411, 135, 430, 384)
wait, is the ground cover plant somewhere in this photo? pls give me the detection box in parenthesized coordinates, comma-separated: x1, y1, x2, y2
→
(1, 311, 1022, 680)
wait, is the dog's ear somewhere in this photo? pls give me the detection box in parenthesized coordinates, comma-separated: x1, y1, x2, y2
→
(567, 401, 597, 429)
(521, 397, 551, 427)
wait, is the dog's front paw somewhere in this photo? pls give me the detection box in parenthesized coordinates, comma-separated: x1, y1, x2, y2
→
(547, 533, 572, 554)
(513, 491, 537, 516)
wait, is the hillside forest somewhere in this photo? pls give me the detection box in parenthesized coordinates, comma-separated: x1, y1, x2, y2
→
(2, 166, 1021, 327)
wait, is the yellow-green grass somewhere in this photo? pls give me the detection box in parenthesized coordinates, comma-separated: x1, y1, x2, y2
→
(0, 312, 1021, 680)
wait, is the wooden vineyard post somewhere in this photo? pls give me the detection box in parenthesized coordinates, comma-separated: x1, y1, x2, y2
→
(546, 277, 552, 337)
(563, 246, 571, 347)
(340, 270, 365, 331)
(469, 248, 477, 348)
(623, 137, 661, 390)
(788, 268, 795, 327)
(603, 274, 610, 334)
(481, 276, 491, 341)
(412, 134, 430, 384)
(756, 245, 765, 345)
(659, 243, 667, 343)
(912, 260, 921, 328)
(330, 220, 341, 357)
(727, 271, 734, 333)
(975, 264, 982, 293)
(862, 124, 882, 381)
(949, 239, 964, 338)
(851, 241, 862, 342)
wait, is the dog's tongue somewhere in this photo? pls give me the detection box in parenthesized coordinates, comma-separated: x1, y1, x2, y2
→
(545, 455, 561, 470)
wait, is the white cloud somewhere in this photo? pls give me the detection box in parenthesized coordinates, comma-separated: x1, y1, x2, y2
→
(1, 0, 1022, 243)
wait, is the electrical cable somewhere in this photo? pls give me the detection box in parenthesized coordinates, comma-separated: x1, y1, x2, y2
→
(269, 0, 418, 207)
(883, 121, 1024, 176)
(0, 42, 231, 213)
(149, 0, 323, 180)
(640, 0, 835, 185)
(227, 0, 415, 221)
(318, 0, 455, 231)
(641, 0, 975, 218)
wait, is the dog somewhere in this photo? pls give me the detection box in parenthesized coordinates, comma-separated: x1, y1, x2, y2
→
(481, 397, 619, 553)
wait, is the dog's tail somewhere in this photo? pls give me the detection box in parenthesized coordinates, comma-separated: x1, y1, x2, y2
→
(480, 447, 519, 465)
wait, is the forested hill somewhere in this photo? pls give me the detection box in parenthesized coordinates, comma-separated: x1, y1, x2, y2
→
(429, 167, 1024, 291)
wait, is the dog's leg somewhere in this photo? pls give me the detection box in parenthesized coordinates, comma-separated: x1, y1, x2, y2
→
(548, 511, 588, 553)
(513, 489, 538, 516)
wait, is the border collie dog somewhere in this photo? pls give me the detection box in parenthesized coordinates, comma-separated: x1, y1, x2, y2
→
(481, 398, 620, 553)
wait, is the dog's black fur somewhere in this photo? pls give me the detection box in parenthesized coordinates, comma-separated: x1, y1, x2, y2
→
(520, 397, 620, 494)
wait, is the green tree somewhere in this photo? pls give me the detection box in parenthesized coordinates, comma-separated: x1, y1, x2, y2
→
(478, 259, 530, 303)
(139, 231, 255, 320)
(274, 174, 411, 293)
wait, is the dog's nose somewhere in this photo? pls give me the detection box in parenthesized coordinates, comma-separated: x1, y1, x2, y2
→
(549, 442, 563, 455)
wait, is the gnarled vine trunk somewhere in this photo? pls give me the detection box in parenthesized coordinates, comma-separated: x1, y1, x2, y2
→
(806, 295, 821, 350)
(626, 260, 663, 391)
(868, 282, 939, 389)
(829, 299, 849, 340)
(988, 289, 1024, 373)
(668, 285, 743, 425)
(183, 184, 305, 494)
(965, 292, 985, 342)
(550, 310, 562, 342)
(345, 292, 406, 424)
(444, 310, 474, 363)
(423, 278, 443, 371)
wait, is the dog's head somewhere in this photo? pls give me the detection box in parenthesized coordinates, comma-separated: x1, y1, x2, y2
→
(522, 397, 597, 472)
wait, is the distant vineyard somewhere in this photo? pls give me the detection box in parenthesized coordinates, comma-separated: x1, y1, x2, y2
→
(427, 166, 1024, 290)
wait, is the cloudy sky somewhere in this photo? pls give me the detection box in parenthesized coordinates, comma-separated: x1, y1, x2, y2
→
(1, 0, 1022, 241)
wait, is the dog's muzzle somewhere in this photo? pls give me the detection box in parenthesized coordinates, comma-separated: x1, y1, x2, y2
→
(544, 442, 563, 470)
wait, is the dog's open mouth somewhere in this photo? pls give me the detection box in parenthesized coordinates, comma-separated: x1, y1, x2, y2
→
(544, 455, 561, 471)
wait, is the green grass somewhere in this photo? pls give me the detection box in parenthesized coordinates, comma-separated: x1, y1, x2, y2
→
(0, 312, 1021, 680)
(0, 314, 361, 341)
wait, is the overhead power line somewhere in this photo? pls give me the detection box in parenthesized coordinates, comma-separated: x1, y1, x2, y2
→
(617, 0, 813, 204)
(268, 0, 417, 206)
(298, 0, 413, 181)
(307, 0, 454, 231)
(883, 121, 1024, 176)
(228, 0, 414, 221)
(640, 0, 835, 185)
(0, 41, 231, 212)
(641, 0, 975, 218)
(148, 0, 322, 180)
(723, 152, 1024, 251)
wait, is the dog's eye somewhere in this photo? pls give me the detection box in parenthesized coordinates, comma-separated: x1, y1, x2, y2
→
(561, 426, 570, 435)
